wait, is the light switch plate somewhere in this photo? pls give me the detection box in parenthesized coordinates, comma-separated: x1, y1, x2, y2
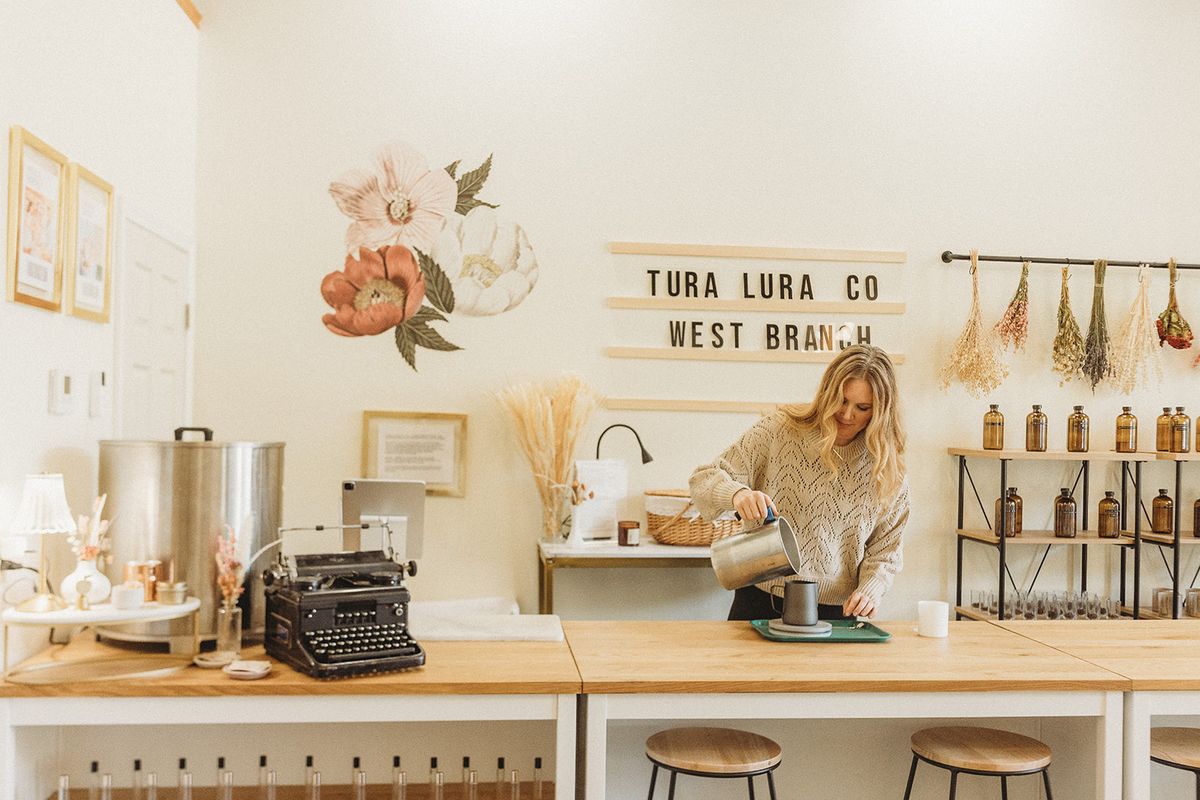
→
(48, 370, 73, 415)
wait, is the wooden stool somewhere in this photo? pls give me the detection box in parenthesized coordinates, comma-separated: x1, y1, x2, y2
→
(903, 726, 1053, 800)
(645, 726, 782, 799)
(1151, 727, 1200, 799)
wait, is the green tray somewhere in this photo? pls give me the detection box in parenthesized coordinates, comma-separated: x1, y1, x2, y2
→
(750, 618, 891, 643)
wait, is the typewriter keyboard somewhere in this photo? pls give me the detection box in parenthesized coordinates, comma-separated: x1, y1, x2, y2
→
(304, 623, 418, 663)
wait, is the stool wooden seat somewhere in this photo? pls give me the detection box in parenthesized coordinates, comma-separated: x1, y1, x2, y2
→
(904, 726, 1054, 800)
(1151, 727, 1200, 799)
(645, 726, 781, 799)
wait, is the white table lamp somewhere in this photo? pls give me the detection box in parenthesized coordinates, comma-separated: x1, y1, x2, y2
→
(9, 473, 76, 612)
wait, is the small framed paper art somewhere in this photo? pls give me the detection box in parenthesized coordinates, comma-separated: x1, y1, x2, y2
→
(64, 163, 113, 322)
(6, 126, 68, 311)
(362, 411, 467, 497)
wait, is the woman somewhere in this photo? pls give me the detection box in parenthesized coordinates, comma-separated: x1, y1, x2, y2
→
(689, 344, 909, 621)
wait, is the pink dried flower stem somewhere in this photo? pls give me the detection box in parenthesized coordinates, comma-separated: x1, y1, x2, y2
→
(994, 260, 1030, 351)
(215, 525, 245, 607)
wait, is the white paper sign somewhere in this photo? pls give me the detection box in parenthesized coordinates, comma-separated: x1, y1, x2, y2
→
(570, 459, 628, 541)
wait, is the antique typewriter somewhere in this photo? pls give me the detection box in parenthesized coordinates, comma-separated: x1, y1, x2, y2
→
(263, 523, 424, 679)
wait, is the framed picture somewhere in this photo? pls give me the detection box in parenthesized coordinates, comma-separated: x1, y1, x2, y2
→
(6, 126, 68, 311)
(362, 411, 467, 496)
(64, 163, 113, 322)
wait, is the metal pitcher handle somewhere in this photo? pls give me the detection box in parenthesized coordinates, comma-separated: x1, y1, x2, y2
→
(769, 584, 785, 615)
(174, 427, 214, 441)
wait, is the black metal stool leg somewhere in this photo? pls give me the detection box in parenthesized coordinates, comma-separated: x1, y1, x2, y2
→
(1042, 767, 1053, 800)
(667, 770, 677, 800)
(948, 769, 958, 800)
(902, 754, 918, 800)
(647, 764, 657, 800)
(1001, 774, 1008, 800)
(767, 769, 778, 800)
(747, 775, 756, 799)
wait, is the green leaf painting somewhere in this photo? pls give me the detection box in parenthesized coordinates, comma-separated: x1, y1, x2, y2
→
(444, 160, 460, 179)
(394, 324, 418, 370)
(407, 321, 462, 353)
(416, 249, 456, 314)
(455, 154, 499, 215)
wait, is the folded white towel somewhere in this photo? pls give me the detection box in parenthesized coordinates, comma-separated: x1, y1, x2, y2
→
(410, 613, 564, 642)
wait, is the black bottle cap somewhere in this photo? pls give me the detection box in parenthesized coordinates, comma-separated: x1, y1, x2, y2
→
(463, 756, 470, 768)
(218, 757, 225, 769)
(353, 757, 361, 768)
(260, 755, 267, 767)
(91, 762, 99, 773)
(306, 756, 313, 768)
(178, 759, 186, 770)
(394, 756, 401, 769)
(134, 759, 141, 771)
(431, 757, 438, 768)
(535, 757, 543, 769)
(498, 757, 505, 768)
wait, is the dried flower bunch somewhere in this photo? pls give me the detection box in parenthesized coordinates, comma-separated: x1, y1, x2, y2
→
(497, 374, 598, 540)
(1081, 260, 1112, 390)
(940, 249, 1007, 397)
(994, 260, 1030, 351)
(1051, 267, 1086, 383)
(215, 525, 245, 607)
(68, 494, 112, 563)
(1157, 258, 1193, 350)
(1111, 265, 1163, 393)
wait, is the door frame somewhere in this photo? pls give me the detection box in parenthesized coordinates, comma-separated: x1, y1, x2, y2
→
(112, 198, 196, 438)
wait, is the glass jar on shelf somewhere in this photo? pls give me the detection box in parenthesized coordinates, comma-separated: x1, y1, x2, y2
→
(994, 490, 1018, 538)
(983, 405, 1005, 450)
(1098, 491, 1121, 538)
(1054, 488, 1078, 538)
(1115, 407, 1138, 453)
(1025, 404, 1048, 451)
(1067, 406, 1089, 452)
(1157, 407, 1174, 452)
(1171, 407, 1191, 453)
(1152, 489, 1174, 535)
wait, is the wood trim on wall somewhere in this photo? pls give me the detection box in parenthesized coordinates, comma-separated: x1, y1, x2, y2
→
(604, 346, 906, 365)
(603, 398, 783, 414)
(176, 0, 202, 28)
(606, 297, 906, 314)
(608, 242, 907, 264)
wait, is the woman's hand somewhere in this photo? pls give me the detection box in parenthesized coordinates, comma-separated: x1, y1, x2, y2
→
(732, 488, 777, 524)
(843, 591, 876, 618)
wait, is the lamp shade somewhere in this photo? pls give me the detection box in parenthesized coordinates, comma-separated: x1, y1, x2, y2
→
(10, 473, 76, 536)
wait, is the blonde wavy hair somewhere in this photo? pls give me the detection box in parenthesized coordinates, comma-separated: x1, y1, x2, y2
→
(780, 344, 906, 503)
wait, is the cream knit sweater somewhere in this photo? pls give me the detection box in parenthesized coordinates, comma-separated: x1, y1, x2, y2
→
(689, 411, 909, 606)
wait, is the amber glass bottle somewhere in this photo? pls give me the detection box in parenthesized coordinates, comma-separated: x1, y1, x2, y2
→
(1067, 406, 1089, 452)
(1008, 487, 1023, 535)
(1115, 407, 1138, 453)
(1025, 405, 1048, 452)
(994, 490, 1018, 537)
(1157, 407, 1174, 452)
(1054, 488, 1077, 538)
(1171, 407, 1191, 453)
(1152, 489, 1174, 535)
(1098, 491, 1121, 538)
(983, 405, 1004, 450)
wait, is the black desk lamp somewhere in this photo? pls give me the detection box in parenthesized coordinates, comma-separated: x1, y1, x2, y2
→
(595, 424, 653, 464)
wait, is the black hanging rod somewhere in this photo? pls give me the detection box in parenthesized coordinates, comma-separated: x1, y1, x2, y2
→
(941, 250, 1200, 271)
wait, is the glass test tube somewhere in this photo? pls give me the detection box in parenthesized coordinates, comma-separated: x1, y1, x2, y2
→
(467, 769, 479, 800)
(259, 755, 269, 787)
(310, 771, 322, 800)
(462, 756, 472, 788)
(146, 772, 158, 800)
(220, 769, 234, 800)
(179, 772, 193, 800)
(133, 759, 144, 800)
(265, 770, 278, 800)
(100, 773, 113, 800)
(509, 769, 520, 800)
(496, 758, 506, 798)
(177, 759, 188, 792)
(533, 757, 543, 799)
(391, 756, 407, 800)
(57, 775, 69, 800)
(89, 761, 100, 800)
(355, 770, 368, 800)
(305, 756, 316, 790)
(433, 771, 445, 800)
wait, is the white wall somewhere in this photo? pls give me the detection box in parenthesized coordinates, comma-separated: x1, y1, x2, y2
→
(195, 0, 1200, 621)
(0, 1, 198, 650)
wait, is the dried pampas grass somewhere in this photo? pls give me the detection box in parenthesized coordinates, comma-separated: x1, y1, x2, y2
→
(497, 374, 598, 540)
(1111, 265, 1162, 394)
(940, 249, 1007, 397)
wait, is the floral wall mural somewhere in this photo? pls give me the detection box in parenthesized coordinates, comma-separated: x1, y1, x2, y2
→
(320, 142, 539, 369)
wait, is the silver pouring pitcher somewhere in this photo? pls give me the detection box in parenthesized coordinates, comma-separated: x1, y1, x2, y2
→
(710, 509, 802, 590)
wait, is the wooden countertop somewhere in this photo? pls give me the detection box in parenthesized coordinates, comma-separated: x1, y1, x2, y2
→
(563, 620, 1129, 693)
(993, 619, 1200, 691)
(0, 637, 581, 697)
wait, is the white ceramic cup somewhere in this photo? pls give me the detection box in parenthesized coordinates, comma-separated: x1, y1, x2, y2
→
(917, 600, 950, 638)
(110, 583, 144, 610)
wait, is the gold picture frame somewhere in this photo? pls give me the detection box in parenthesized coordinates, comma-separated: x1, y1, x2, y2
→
(362, 411, 467, 497)
(63, 163, 114, 322)
(6, 126, 68, 311)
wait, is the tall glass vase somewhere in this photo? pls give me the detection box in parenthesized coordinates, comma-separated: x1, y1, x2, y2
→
(214, 603, 242, 663)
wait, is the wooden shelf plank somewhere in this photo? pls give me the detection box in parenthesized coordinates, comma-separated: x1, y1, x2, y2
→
(947, 447, 1156, 462)
(607, 242, 907, 263)
(602, 398, 781, 414)
(1156, 452, 1200, 461)
(605, 347, 906, 365)
(51, 781, 551, 799)
(1121, 531, 1200, 546)
(605, 297, 906, 314)
(958, 529, 1132, 546)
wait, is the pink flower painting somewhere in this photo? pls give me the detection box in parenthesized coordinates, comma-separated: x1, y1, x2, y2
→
(321, 246, 427, 337)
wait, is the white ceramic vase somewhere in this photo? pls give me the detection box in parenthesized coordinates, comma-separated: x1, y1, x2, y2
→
(59, 558, 112, 606)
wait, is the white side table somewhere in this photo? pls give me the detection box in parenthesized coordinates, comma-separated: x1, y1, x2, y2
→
(2, 598, 201, 683)
(537, 540, 712, 613)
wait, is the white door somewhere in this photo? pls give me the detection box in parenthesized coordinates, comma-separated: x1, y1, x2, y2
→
(115, 213, 192, 439)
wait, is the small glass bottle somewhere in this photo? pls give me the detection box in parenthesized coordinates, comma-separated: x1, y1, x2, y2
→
(311, 772, 322, 800)
(983, 404, 1004, 450)
(145, 773, 158, 800)
(1194, 498, 1200, 539)
(1098, 491, 1121, 538)
(177, 759, 188, 794)
(89, 761, 100, 800)
(133, 759, 144, 800)
(533, 757, 544, 800)
(467, 769, 479, 800)
(1009, 488, 1023, 535)
(100, 774, 113, 800)
(496, 757, 506, 798)
(391, 756, 407, 800)
(462, 757, 472, 790)
(430, 757, 440, 789)
(352, 756, 364, 788)
(259, 755, 269, 789)
(180, 772, 193, 800)
(433, 771, 445, 800)
(1026, 404, 1048, 451)
(220, 769, 234, 800)
(1158, 407, 1174, 452)
(994, 491, 1017, 538)
(265, 770, 277, 800)
(1054, 488, 1078, 538)
(1116, 406, 1138, 453)
(355, 770, 368, 800)
(509, 769, 521, 800)
(1153, 489, 1174, 534)
(1172, 407, 1192, 453)
(305, 756, 316, 792)
(58, 775, 70, 800)
(1067, 405, 1090, 452)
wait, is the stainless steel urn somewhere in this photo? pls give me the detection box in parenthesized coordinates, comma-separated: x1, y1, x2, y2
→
(98, 427, 284, 645)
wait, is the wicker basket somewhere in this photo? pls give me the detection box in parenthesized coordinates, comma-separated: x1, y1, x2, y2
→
(644, 489, 740, 547)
